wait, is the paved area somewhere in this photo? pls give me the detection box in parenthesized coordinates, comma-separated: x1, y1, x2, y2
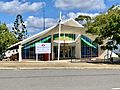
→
(0, 69, 120, 90)
(0, 61, 120, 69)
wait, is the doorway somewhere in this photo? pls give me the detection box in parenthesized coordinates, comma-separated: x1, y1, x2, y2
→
(54, 45, 75, 59)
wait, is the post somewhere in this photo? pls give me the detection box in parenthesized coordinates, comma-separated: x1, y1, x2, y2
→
(49, 53, 50, 61)
(19, 44, 22, 62)
(64, 40, 65, 58)
(90, 41, 92, 61)
(71, 47, 72, 62)
(58, 12, 62, 62)
(36, 54, 38, 61)
(51, 35, 54, 60)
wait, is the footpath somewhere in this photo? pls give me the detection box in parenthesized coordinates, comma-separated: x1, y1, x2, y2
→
(0, 60, 120, 70)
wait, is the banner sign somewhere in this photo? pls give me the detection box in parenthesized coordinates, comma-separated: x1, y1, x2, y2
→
(35, 43, 51, 54)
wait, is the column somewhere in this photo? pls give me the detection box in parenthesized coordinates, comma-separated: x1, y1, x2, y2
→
(75, 36, 81, 59)
(19, 44, 22, 62)
(51, 34, 54, 60)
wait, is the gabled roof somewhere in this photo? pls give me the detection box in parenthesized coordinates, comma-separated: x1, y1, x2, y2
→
(61, 18, 84, 27)
(8, 18, 84, 49)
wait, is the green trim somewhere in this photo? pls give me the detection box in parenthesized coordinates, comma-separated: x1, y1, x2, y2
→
(54, 36, 73, 40)
(80, 37, 96, 48)
(24, 36, 51, 49)
(53, 34, 75, 40)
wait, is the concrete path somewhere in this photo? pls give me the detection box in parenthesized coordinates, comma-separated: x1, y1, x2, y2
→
(0, 61, 120, 70)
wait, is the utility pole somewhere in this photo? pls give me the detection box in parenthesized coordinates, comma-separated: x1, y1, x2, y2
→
(43, 3, 45, 30)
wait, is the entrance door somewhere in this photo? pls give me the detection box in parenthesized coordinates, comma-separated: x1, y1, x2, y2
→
(54, 46, 75, 59)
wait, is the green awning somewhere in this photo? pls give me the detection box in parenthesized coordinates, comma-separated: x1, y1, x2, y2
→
(80, 37, 96, 48)
(24, 36, 51, 49)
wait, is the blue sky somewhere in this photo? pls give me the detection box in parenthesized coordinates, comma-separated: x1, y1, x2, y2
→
(0, 0, 120, 36)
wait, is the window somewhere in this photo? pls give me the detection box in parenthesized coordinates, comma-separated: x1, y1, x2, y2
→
(81, 35, 98, 58)
(53, 33, 75, 40)
(22, 35, 51, 59)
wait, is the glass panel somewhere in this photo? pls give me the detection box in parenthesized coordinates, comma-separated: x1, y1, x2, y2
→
(81, 35, 98, 58)
(22, 35, 51, 59)
(53, 33, 59, 40)
(53, 46, 75, 59)
(54, 33, 75, 40)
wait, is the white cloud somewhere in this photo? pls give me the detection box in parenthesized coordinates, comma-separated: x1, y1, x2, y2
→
(55, 0, 106, 10)
(7, 23, 13, 32)
(7, 23, 39, 36)
(67, 12, 100, 18)
(0, 0, 44, 14)
(26, 16, 57, 36)
(7, 16, 58, 36)
(26, 16, 57, 28)
(27, 27, 41, 36)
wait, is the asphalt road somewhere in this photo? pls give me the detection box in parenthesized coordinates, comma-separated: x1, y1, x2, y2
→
(0, 70, 120, 90)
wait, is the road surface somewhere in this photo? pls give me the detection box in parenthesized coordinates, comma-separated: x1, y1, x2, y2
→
(0, 69, 120, 90)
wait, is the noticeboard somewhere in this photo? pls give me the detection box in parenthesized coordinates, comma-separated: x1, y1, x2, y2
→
(35, 43, 51, 54)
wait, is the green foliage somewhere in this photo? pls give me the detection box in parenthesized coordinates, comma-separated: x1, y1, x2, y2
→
(86, 5, 120, 62)
(75, 15, 91, 21)
(75, 15, 91, 27)
(12, 14, 28, 41)
(75, 5, 120, 62)
(0, 23, 18, 54)
(118, 54, 120, 57)
(87, 5, 120, 44)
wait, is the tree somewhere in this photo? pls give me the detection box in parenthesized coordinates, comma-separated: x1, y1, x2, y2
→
(86, 5, 120, 63)
(0, 23, 17, 54)
(75, 15, 91, 27)
(75, 15, 91, 22)
(12, 14, 28, 41)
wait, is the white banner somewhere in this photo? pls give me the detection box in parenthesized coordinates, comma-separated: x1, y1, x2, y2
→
(35, 43, 51, 54)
